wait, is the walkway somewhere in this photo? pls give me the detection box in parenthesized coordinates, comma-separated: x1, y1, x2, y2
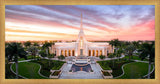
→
(59, 64, 103, 79)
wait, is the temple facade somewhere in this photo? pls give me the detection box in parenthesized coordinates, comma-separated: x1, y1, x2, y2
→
(51, 14, 113, 57)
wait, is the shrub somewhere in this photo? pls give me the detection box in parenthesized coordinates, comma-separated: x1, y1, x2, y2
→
(69, 70, 72, 72)
(99, 55, 106, 60)
(108, 53, 115, 58)
(90, 69, 93, 72)
(58, 55, 65, 60)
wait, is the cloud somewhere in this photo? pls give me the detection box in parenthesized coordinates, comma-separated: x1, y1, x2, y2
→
(5, 5, 155, 41)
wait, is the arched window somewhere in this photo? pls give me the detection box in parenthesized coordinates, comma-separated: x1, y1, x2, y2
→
(69, 50, 71, 56)
(92, 50, 95, 56)
(65, 50, 67, 56)
(100, 50, 102, 55)
(96, 50, 98, 56)
(61, 50, 64, 56)
(88, 50, 91, 56)
(72, 50, 75, 56)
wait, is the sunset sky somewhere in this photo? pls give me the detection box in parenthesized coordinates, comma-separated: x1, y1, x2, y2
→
(5, 5, 155, 41)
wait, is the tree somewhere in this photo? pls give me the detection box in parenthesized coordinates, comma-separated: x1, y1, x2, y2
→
(39, 49, 47, 58)
(116, 47, 124, 61)
(125, 44, 136, 61)
(33, 42, 39, 47)
(24, 41, 31, 48)
(42, 42, 52, 56)
(5, 42, 27, 79)
(138, 42, 155, 79)
(99, 55, 106, 60)
(108, 53, 115, 68)
(109, 39, 121, 52)
(48, 53, 56, 66)
(28, 46, 38, 60)
(42, 42, 53, 66)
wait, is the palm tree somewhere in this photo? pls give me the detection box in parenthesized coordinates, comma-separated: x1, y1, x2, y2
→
(116, 47, 124, 61)
(138, 42, 155, 79)
(132, 41, 140, 49)
(109, 39, 121, 52)
(125, 44, 136, 61)
(39, 49, 47, 58)
(48, 53, 56, 66)
(108, 53, 115, 68)
(28, 46, 38, 60)
(42, 42, 52, 66)
(5, 42, 27, 79)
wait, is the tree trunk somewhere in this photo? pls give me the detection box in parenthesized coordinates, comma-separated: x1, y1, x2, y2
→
(129, 52, 131, 61)
(148, 61, 151, 79)
(49, 59, 51, 67)
(112, 60, 114, 68)
(16, 62, 18, 79)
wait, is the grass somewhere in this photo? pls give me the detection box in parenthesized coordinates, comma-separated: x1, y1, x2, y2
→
(18, 55, 33, 61)
(97, 59, 133, 77)
(31, 59, 65, 77)
(5, 63, 23, 79)
(118, 62, 153, 79)
(12, 62, 46, 79)
(123, 55, 148, 61)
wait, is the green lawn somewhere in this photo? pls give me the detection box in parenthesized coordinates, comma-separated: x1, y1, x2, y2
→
(97, 59, 132, 77)
(118, 62, 154, 79)
(12, 62, 46, 79)
(5, 63, 23, 79)
(123, 56, 148, 61)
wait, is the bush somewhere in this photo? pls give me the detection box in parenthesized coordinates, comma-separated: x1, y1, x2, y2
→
(58, 55, 65, 60)
(39, 50, 47, 57)
(108, 53, 115, 58)
(69, 70, 72, 72)
(99, 55, 106, 60)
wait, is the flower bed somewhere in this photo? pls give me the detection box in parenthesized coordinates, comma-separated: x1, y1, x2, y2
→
(49, 70, 61, 79)
(53, 71, 61, 76)
(101, 70, 113, 79)
(102, 71, 111, 76)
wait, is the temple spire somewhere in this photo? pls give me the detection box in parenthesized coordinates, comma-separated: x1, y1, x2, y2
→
(80, 13, 83, 33)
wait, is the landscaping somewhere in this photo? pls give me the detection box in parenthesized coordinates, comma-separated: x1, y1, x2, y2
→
(52, 71, 61, 76)
(123, 55, 148, 61)
(101, 71, 111, 76)
(97, 59, 133, 77)
(5, 63, 23, 79)
(12, 62, 46, 79)
(97, 61, 111, 70)
(118, 62, 154, 79)
(31, 59, 65, 77)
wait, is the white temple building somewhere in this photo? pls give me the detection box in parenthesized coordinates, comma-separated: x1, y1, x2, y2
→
(51, 14, 113, 57)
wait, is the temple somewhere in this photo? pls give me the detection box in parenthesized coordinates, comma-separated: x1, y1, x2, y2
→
(51, 14, 113, 57)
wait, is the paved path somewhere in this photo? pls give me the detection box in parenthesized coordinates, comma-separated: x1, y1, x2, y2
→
(59, 64, 103, 79)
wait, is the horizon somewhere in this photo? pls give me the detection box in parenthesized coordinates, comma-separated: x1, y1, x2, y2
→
(5, 5, 155, 41)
